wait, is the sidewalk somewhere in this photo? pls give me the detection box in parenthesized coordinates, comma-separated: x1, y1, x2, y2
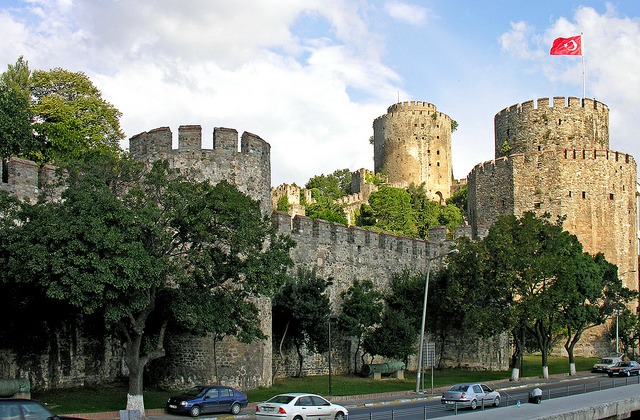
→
(76, 371, 598, 420)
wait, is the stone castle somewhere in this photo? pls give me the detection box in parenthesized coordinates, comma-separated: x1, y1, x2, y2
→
(0, 96, 636, 391)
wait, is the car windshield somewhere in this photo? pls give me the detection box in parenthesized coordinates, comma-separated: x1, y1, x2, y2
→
(183, 386, 207, 397)
(449, 385, 469, 392)
(267, 395, 295, 404)
(617, 362, 630, 367)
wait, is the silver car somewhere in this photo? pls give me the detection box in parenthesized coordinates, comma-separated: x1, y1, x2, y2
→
(441, 383, 500, 410)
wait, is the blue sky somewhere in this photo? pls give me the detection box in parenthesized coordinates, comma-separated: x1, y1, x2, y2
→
(1, 0, 639, 187)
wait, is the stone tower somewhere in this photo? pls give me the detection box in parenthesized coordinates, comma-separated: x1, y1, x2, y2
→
(467, 97, 638, 353)
(373, 101, 454, 201)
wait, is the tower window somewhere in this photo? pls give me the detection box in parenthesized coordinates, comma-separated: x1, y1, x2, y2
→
(610, 193, 614, 200)
(568, 191, 572, 197)
(582, 191, 586, 199)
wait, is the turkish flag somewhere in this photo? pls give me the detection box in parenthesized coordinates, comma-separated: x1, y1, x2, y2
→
(550, 35, 582, 55)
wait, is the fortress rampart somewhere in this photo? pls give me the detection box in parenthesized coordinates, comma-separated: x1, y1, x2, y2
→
(495, 97, 609, 157)
(0, 157, 60, 203)
(129, 125, 272, 215)
(373, 101, 453, 201)
(467, 147, 637, 306)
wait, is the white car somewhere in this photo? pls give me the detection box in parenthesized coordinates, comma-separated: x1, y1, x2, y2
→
(255, 393, 348, 420)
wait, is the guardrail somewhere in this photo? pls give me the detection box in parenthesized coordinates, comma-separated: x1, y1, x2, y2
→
(348, 375, 640, 419)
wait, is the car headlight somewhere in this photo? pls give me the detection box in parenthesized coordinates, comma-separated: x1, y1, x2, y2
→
(179, 401, 188, 407)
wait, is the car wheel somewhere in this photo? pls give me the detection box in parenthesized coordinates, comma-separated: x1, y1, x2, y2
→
(608, 373, 613, 377)
(293, 416, 303, 420)
(470, 399, 477, 410)
(334, 412, 346, 420)
(493, 396, 500, 407)
(190, 405, 201, 417)
(230, 403, 241, 415)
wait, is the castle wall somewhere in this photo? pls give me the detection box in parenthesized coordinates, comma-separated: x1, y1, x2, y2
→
(0, 157, 59, 203)
(373, 101, 453, 201)
(148, 297, 272, 390)
(494, 97, 609, 158)
(467, 147, 638, 355)
(129, 126, 272, 215)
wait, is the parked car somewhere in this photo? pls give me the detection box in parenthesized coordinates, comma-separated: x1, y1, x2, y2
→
(166, 385, 248, 417)
(255, 393, 348, 420)
(441, 383, 501, 410)
(607, 360, 640, 377)
(0, 398, 84, 420)
(592, 355, 624, 373)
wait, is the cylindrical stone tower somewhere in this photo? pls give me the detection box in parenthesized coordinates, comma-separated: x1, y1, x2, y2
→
(373, 101, 454, 201)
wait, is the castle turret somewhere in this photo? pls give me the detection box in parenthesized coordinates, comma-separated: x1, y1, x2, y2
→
(494, 97, 609, 158)
(128, 126, 272, 215)
(373, 101, 454, 201)
(468, 98, 637, 351)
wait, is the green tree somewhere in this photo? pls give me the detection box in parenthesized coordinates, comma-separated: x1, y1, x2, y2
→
(0, 157, 294, 412)
(480, 212, 617, 379)
(30, 68, 124, 164)
(304, 193, 348, 225)
(560, 252, 636, 374)
(0, 57, 34, 159)
(446, 183, 468, 216)
(276, 194, 290, 212)
(610, 308, 640, 358)
(360, 186, 417, 236)
(337, 279, 384, 373)
(305, 168, 352, 200)
(407, 183, 439, 238)
(363, 270, 422, 365)
(272, 267, 332, 377)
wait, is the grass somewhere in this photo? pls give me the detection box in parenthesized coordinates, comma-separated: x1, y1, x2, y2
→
(33, 355, 598, 414)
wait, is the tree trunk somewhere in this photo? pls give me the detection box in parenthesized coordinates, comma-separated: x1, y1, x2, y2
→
(296, 343, 304, 377)
(509, 328, 524, 381)
(120, 298, 167, 413)
(564, 326, 583, 376)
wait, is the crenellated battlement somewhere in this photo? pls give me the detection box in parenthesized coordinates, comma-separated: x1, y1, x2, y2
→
(494, 97, 610, 157)
(495, 96, 609, 118)
(129, 125, 270, 160)
(386, 100, 438, 114)
(129, 125, 272, 214)
(470, 148, 635, 177)
(0, 157, 61, 203)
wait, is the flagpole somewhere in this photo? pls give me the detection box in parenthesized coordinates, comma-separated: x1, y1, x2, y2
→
(581, 33, 586, 99)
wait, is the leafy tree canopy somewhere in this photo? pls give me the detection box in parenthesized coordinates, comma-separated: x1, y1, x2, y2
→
(0, 157, 294, 409)
(305, 168, 352, 200)
(0, 57, 125, 165)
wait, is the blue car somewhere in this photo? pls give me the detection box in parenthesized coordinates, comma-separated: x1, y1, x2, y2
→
(166, 385, 248, 416)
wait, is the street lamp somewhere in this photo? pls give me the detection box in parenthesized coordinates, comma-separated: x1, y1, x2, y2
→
(328, 315, 338, 396)
(415, 248, 458, 393)
(615, 309, 622, 354)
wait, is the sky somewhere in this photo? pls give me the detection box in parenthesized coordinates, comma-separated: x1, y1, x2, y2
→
(1, 1, 639, 187)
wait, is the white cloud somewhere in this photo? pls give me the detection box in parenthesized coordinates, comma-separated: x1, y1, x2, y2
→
(384, 1, 428, 26)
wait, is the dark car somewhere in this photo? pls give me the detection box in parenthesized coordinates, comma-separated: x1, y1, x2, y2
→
(0, 399, 83, 420)
(166, 385, 248, 417)
(608, 360, 640, 377)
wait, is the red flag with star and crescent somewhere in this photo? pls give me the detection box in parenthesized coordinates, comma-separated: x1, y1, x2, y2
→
(550, 35, 582, 56)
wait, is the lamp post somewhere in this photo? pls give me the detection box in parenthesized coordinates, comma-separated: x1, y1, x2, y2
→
(328, 315, 337, 396)
(415, 248, 458, 393)
(614, 308, 622, 354)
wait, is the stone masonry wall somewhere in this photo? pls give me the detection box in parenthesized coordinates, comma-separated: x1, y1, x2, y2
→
(373, 101, 453, 201)
(129, 125, 271, 215)
(494, 97, 609, 157)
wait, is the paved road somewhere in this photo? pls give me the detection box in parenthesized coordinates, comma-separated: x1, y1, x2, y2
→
(81, 371, 621, 420)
